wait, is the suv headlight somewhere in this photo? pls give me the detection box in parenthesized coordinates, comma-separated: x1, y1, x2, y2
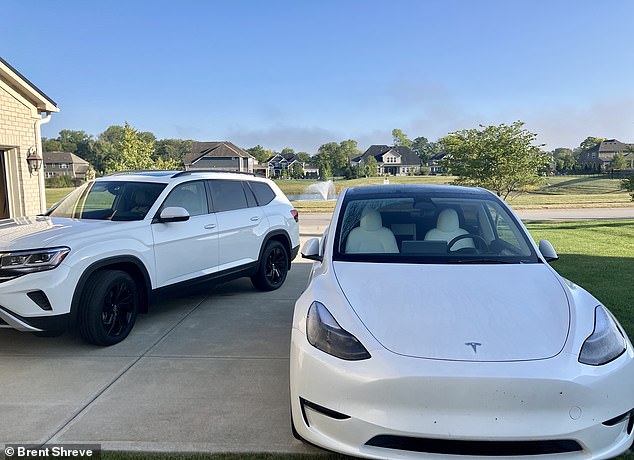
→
(306, 301, 371, 361)
(579, 305, 626, 366)
(0, 247, 70, 274)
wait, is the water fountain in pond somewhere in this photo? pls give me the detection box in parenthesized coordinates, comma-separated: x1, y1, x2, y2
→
(299, 180, 336, 201)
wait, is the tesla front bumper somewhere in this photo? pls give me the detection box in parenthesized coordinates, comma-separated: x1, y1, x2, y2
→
(290, 329, 634, 459)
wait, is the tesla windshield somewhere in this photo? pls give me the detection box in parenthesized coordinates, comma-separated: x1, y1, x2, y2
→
(46, 181, 166, 221)
(333, 192, 539, 264)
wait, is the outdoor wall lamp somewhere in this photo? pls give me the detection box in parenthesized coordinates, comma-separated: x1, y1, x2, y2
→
(26, 147, 43, 175)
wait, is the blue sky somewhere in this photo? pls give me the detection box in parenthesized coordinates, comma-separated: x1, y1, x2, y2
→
(3, 0, 633, 153)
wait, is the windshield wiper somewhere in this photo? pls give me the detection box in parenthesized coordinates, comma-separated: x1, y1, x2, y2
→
(447, 258, 518, 264)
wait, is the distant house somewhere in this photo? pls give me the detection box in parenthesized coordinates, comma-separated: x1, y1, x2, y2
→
(0, 57, 59, 218)
(185, 141, 256, 173)
(43, 151, 90, 180)
(579, 139, 634, 168)
(428, 152, 447, 174)
(266, 152, 319, 178)
(351, 145, 421, 176)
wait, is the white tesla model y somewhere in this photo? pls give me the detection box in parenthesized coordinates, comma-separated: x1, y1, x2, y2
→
(290, 184, 634, 459)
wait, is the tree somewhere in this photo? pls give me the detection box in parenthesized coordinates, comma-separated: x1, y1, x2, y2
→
(439, 121, 549, 199)
(611, 152, 627, 170)
(155, 139, 193, 165)
(411, 136, 439, 163)
(392, 128, 412, 148)
(337, 139, 360, 171)
(552, 148, 576, 172)
(42, 138, 62, 152)
(296, 152, 311, 163)
(365, 156, 378, 177)
(57, 130, 94, 158)
(246, 145, 271, 164)
(289, 162, 304, 179)
(104, 122, 178, 173)
(315, 142, 338, 177)
(622, 174, 634, 201)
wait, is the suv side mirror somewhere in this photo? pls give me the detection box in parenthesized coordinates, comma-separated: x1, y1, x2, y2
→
(538, 240, 559, 262)
(157, 206, 190, 223)
(301, 237, 322, 262)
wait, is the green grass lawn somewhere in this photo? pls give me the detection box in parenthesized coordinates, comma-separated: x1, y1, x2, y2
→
(526, 220, 634, 336)
(45, 187, 75, 208)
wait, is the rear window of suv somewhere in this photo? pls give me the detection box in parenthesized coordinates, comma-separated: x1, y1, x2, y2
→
(249, 181, 276, 205)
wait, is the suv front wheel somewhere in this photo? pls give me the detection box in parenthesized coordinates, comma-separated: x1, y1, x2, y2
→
(251, 241, 289, 291)
(78, 270, 139, 346)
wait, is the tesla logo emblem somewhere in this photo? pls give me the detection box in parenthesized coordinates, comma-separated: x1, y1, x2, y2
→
(465, 342, 482, 353)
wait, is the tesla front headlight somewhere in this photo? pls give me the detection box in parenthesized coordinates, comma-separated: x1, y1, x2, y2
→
(579, 305, 626, 366)
(0, 247, 70, 274)
(306, 301, 371, 361)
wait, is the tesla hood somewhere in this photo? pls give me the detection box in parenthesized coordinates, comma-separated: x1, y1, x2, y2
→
(333, 262, 570, 362)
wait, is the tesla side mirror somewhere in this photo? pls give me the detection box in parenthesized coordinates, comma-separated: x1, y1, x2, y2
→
(538, 240, 559, 262)
(157, 206, 190, 223)
(302, 237, 322, 262)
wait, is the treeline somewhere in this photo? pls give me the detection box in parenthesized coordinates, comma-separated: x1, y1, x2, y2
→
(43, 123, 624, 178)
(43, 123, 191, 174)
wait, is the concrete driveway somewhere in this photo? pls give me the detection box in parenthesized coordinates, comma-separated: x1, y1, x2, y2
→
(0, 257, 321, 454)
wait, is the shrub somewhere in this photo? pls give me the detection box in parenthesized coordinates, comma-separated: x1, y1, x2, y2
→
(45, 175, 75, 188)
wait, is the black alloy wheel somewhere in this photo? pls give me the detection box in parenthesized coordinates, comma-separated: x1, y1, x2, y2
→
(266, 245, 288, 286)
(79, 270, 139, 346)
(101, 278, 135, 337)
(251, 241, 289, 291)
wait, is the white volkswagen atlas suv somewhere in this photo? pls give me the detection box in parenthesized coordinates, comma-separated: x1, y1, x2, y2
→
(0, 170, 300, 346)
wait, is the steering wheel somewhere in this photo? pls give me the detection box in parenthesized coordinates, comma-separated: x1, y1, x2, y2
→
(447, 234, 489, 252)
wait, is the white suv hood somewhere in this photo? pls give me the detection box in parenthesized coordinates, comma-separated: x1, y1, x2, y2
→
(333, 262, 570, 362)
(0, 216, 131, 250)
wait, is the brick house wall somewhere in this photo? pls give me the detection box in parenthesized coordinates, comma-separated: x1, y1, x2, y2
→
(0, 84, 44, 217)
(0, 58, 58, 218)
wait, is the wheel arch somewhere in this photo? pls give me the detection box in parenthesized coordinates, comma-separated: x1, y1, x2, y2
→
(71, 256, 152, 323)
(260, 230, 292, 269)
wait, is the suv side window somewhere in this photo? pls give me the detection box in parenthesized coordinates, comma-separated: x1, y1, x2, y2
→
(249, 181, 276, 206)
(210, 180, 248, 212)
(161, 181, 208, 216)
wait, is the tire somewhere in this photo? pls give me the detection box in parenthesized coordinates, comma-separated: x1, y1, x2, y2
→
(251, 240, 289, 291)
(78, 270, 139, 346)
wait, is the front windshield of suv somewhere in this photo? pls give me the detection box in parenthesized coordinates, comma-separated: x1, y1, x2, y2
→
(333, 192, 539, 264)
(46, 181, 166, 221)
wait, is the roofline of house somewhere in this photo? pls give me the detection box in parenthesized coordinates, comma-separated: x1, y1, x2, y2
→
(0, 57, 59, 113)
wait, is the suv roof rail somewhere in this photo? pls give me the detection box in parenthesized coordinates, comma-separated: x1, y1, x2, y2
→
(171, 170, 260, 178)
(104, 170, 181, 177)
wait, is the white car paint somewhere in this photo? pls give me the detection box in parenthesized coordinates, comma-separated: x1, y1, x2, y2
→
(290, 184, 634, 459)
(0, 171, 300, 345)
(333, 262, 570, 362)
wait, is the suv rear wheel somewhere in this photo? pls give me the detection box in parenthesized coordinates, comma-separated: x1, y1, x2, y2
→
(251, 241, 289, 291)
(78, 270, 139, 346)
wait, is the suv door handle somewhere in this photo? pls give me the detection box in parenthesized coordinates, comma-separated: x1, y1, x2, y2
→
(250, 216, 260, 222)
(204, 223, 216, 229)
